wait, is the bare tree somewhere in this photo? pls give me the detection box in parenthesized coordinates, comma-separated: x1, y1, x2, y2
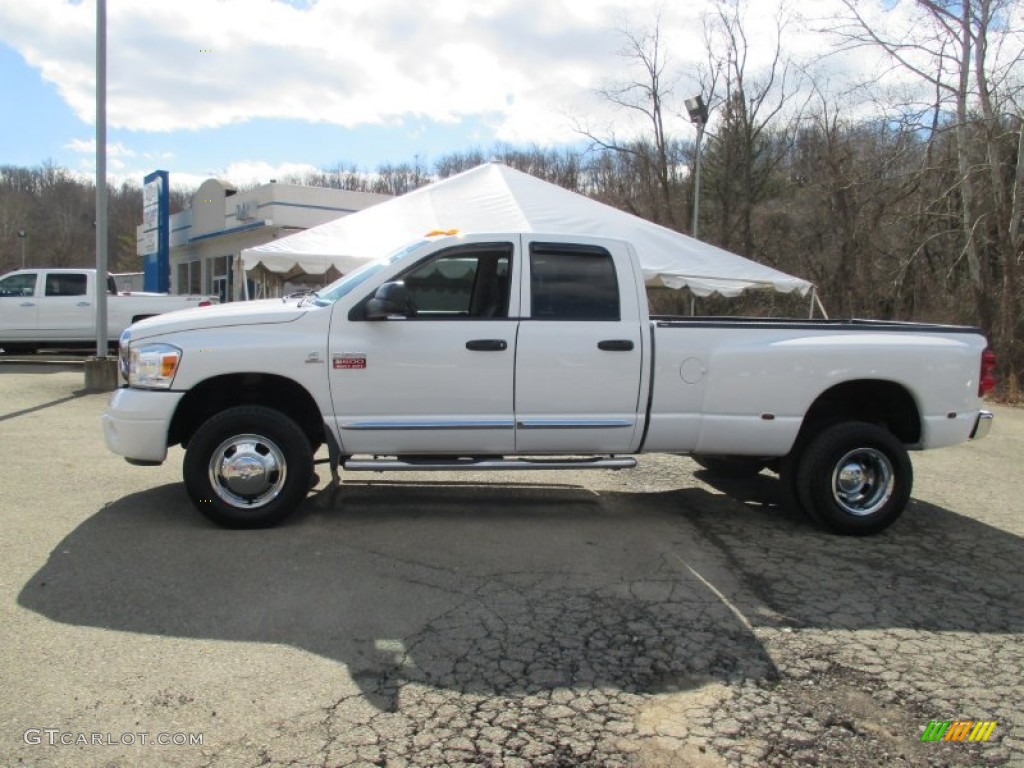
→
(699, 0, 801, 256)
(372, 159, 432, 196)
(574, 14, 687, 228)
(835, 0, 1024, 392)
(288, 164, 375, 192)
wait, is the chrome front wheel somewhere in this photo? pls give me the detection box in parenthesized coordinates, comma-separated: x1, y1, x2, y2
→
(184, 406, 313, 529)
(208, 433, 288, 509)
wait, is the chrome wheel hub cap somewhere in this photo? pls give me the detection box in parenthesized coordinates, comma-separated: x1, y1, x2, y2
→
(209, 434, 287, 508)
(831, 448, 894, 517)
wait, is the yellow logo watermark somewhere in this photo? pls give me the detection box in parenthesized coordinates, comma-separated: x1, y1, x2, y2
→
(921, 720, 997, 743)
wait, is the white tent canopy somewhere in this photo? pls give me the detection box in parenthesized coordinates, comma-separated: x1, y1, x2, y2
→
(241, 163, 812, 299)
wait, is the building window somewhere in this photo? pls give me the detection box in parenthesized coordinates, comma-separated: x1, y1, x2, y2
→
(177, 261, 202, 295)
(207, 255, 233, 303)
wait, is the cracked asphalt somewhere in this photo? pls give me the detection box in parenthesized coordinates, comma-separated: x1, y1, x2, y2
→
(1, 365, 1021, 767)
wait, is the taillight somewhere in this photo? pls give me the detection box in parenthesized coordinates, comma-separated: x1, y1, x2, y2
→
(979, 347, 997, 396)
(198, 300, 212, 307)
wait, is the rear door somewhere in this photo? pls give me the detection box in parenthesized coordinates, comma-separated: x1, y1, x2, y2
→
(38, 272, 93, 341)
(514, 236, 645, 453)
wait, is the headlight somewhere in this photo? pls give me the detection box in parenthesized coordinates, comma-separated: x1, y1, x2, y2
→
(128, 343, 182, 389)
(118, 329, 132, 381)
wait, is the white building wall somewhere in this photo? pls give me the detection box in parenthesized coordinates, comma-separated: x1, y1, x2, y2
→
(137, 179, 390, 301)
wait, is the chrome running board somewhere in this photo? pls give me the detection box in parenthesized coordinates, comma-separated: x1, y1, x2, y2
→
(342, 456, 637, 472)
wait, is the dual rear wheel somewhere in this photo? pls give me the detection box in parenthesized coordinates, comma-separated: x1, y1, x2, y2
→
(791, 421, 912, 535)
(696, 421, 913, 535)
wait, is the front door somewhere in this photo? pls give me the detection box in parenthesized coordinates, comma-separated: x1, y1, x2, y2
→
(329, 240, 520, 455)
(0, 272, 41, 341)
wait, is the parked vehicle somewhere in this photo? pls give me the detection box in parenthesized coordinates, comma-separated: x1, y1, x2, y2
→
(103, 232, 995, 534)
(0, 268, 216, 353)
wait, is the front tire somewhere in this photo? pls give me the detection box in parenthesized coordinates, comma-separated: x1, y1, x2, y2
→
(183, 405, 314, 529)
(795, 422, 912, 535)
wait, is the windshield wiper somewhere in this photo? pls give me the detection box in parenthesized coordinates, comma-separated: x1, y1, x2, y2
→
(282, 289, 317, 306)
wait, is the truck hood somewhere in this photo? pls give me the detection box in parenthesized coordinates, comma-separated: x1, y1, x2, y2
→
(124, 299, 311, 340)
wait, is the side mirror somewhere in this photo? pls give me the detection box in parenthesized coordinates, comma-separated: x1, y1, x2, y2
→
(365, 281, 415, 320)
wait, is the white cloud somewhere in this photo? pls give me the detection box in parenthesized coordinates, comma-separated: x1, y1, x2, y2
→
(3, 0, 1017, 168)
(65, 158, 326, 192)
(0, 0, 620, 139)
(0, 0, 792, 144)
(206, 160, 322, 185)
(65, 138, 137, 157)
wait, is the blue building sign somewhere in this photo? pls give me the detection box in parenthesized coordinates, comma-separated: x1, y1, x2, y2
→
(142, 170, 170, 293)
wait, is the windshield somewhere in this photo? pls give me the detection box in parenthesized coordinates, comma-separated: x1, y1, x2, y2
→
(311, 239, 433, 306)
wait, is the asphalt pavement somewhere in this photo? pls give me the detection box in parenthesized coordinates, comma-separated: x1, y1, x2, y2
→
(0, 365, 1021, 767)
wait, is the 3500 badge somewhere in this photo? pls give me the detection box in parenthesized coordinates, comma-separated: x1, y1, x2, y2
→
(333, 354, 366, 370)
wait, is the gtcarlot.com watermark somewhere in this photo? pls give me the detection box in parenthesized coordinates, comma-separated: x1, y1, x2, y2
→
(24, 729, 203, 747)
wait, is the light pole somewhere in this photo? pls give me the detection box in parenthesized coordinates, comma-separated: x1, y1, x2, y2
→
(685, 95, 709, 240)
(84, 0, 118, 391)
(17, 230, 26, 268)
(95, 0, 108, 357)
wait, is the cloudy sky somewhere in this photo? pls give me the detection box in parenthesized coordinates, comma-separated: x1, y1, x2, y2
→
(0, 0, 1006, 189)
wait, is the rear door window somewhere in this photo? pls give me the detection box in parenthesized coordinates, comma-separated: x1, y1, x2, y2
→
(529, 246, 620, 320)
(44, 273, 88, 297)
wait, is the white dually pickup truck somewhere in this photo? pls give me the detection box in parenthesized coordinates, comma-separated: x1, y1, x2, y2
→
(103, 232, 995, 535)
(0, 268, 216, 353)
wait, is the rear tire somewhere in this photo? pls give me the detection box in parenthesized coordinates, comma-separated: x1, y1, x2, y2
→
(795, 422, 912, 535)
(183, 405, 313, 529)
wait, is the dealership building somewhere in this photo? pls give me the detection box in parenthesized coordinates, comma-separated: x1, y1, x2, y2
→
(137, 177, 389, 302)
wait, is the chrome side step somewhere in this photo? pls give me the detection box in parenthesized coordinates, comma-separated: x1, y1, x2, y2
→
(342, 456, 637, 472)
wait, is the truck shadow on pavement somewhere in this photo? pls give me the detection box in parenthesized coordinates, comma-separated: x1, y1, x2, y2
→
(18, 478, 1024, 713)
(691, 468, 1024, 634)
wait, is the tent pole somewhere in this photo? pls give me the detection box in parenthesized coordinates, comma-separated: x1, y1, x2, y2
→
(813, 288, 829, 320)
(809, 286, 816, 319)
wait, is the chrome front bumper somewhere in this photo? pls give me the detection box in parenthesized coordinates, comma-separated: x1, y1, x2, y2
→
(970, 410, 994, 440)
